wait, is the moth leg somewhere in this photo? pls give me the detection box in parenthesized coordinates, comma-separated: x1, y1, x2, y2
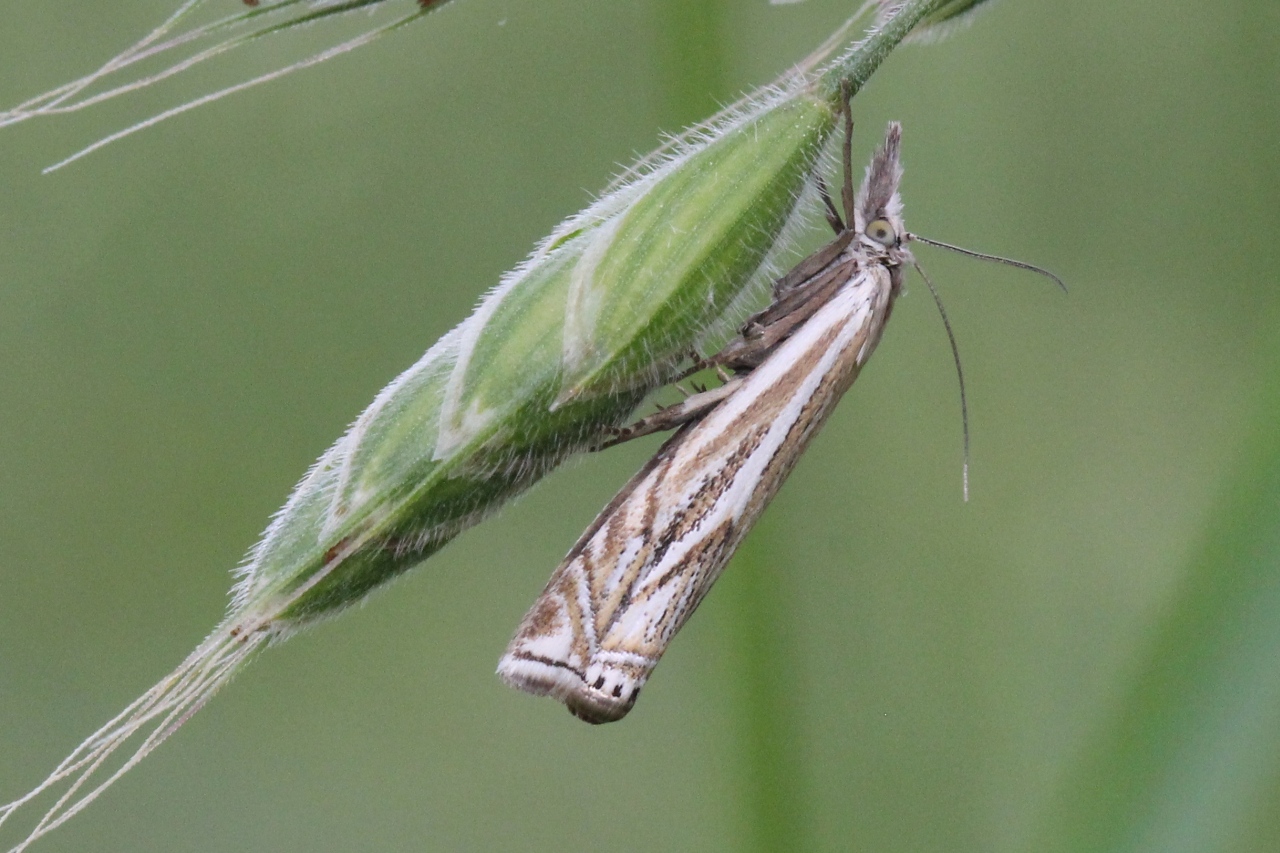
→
(815, 173, 845, 235)
(675, 348, 712, 380)
(839, 79, 856, 227)
(600, 379, 743, 448)
(713, 255, 858, 371)
(771, 228, 855, 298)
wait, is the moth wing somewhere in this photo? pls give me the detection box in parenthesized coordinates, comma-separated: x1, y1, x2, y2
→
(496, 435, 687, 722)
(501, 269, 894, 723)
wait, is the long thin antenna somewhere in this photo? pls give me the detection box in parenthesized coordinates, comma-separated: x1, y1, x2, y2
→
(907, 233, 1067, 293)
(912, 259, 970, 501)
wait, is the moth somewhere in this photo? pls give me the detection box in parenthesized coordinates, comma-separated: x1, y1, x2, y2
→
(493, 83, 913, 722)
(498, 96, 1059, 723)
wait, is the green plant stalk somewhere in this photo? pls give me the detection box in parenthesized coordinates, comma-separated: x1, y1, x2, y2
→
(1029, 354, 1280, 853)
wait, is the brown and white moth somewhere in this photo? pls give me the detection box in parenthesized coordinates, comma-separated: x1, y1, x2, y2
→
(497, 89, 926, 723)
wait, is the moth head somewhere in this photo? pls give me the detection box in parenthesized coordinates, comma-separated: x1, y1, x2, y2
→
(854, 122, 905, 253)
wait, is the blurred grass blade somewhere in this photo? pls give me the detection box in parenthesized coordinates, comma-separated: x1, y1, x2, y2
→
(0, 0, 446, 171)
(1030, 357, 1280, 853)
(720, 522, 809, 853)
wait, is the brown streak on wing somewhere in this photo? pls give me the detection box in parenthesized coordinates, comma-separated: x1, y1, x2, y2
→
(773, 229, 856, 297)
(740, 267, 895, 530)
(589, 291, 874, 656)
(632, 267, 895, 646)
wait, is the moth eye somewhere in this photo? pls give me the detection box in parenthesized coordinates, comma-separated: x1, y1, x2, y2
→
(866, 218, 897, 246)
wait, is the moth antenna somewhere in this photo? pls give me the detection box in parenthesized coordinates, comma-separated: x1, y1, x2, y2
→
(839, 80, 856, 227)
(907, 233, 1067, 293)
(912, 259, 970, 502)
(814, 173, 845, 234)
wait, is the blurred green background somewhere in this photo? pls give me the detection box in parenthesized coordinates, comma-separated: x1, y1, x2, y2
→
(2, 1, 1278, 851)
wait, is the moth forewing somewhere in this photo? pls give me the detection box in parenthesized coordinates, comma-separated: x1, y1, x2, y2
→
(499, 122, 910, 723)
(494, 121, 906, 717)
(499, 269, 894, 722)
